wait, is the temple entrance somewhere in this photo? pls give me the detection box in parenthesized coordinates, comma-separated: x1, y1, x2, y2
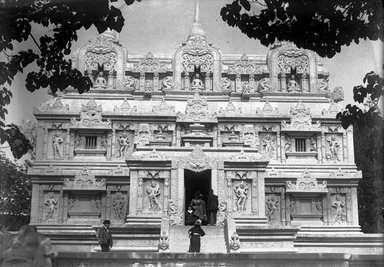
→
(184, 169, 211, 225)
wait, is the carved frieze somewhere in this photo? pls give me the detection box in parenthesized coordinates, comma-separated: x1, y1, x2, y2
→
(178, 145, 216, 172)
(229, 149, 265, 161)
(63, 168, 106, 191)
(152, 98, 175, 114)
(286, 170, 327, 193)
(114, 98, 138, 113)
(181, 38, 214, 73)
(281, 101, 321, 131)
(177, 92, 217, 122)
(219, 99, 242, 115)
(255, 101, 279, 115)
(70, 99, 111, 129)
(228, 54, 263, 75)
(38, 97, 70, 112)
(265, 194, 280, 224)
(131, 52, 167, 73)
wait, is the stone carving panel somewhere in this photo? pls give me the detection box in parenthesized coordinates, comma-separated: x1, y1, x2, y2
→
(265, 194, 281, 224)
(241, 125, 258, 148)
(255, 101, 279, 115)
(50, 130, 65, 159)
(330, 194, 346, 224)
(286, 170, 327, 193)
(135, 123, 152, 146)
(167, 199, 183, 225)
(70, 99, 111, 129)
(132, 52, 167, 73)
(259, 133, 277, 159)
(114, 98, 138, 113)
(43, 192, 59, 222)
(325, 134, 342, 161)
(233, 181, 250, 213)
(281, 101, 320, 131)
(152, 98, 175, 114)
(177, 93, 217, 122)
(228, 54, 263, 75)
(120, 75, 137, 91)
(117, 131, 132, 159)
(218, 99, 242, 115)
(178, 145, 216, 172)
(112, 192, 126, 220)
(63, 168, 106, 191)
(161, 76, 175, 91)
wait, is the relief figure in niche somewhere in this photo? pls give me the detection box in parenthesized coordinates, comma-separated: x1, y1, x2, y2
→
(44, 194, 58, 221)
(262, 134, 275, 157)
(326, 135, 340, 160)
(315, 198, 323, 214)
(101, 135, 108, 149)
(161, 76, 174, 91)
(266, 196, 279, 222)
(52, 131, 64, 159)
(191, 73, 204, 91)
(147, 180, 161, 212)
(74, 134, 80, 149)
(310, 138, 317, 152)
(234, 181, 248, 212)
(94, 71, 107, 89)
(285, 136, 292, 156)
(220, 77, 232, 91)
(118, 132, 130, 158)
(332, 195, 345, 224)
(242, 81, 251, 94)
(113, 193, 126, 220)
(257, 77, 271, 92)
(145, 80, 153, 92)
(287, 67, 300, 92)
(122, 75, 136, 90)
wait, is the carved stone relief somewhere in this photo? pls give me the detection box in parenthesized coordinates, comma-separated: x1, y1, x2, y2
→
(178, 145, 216, 172)
(265, 195, 280, 224)
(43, 193, 59, 222)
(281, 101, 320, 131)
(228, 54, 263, 75)
(112, 192, 126, 220)
(329, 86, 344, 102)
(161, 76, 175, 91)
(132, 52, 167, 73)
(255, 101, 279, 115)
(51, 130, 64, 159)
(120, 75, 137, 91)
(70, 99, 111, 129)
(63, 168, 106, 191)
(217, 201, 229, 226)
(331, 194, 346, 224)
(117, 131, 131, 158)
(152, 98, 175, 114)
(260, 133, 276, 159)
(114, 98, 137, 113)
(257, 77, 271, 92)
(218, 99, 242, 115)
(241, 125, 258, 148)
(167, 199, 183, 225)
(220, 77, 233, 91)
(177, 93, 217, 122)
(135, 123, 152, 146)
(233, 181, 249, 213)
(146, 179, 162, 212)
(286, 170, 327, 193)
(322, 100, 341, 115)
(325, 134, 342, 161)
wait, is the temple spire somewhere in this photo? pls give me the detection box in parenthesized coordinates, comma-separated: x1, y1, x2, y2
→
(188, 0, 205, 40)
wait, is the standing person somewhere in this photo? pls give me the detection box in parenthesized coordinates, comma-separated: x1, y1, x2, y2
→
(98, 220, 113, 252)
(188, 219, 205, 253)
(207, 189, 219, 225)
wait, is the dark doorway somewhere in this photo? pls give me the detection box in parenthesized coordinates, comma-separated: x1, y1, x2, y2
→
(184, 169, 211, 225)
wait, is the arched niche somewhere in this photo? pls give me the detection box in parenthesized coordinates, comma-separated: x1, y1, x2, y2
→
(267, 42, 318, 93)
(173, 37, 222, 92)
(75, 32, 127, 90)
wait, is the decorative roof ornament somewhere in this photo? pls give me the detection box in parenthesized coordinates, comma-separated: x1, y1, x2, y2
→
(70, 99, 111, 128)
(152, 98, 175, 114)
(219, 99, 242, 115)
(63, 168, 106, 191)
(177, 92, 217, 122)
(188, 1, 206, 41)
(322, 100, 341, 116)
(281, 101, 320, 131)
(131, 52, 167, 73)
(179, 145, 216, 172)
(256, 101, 279, 115)
(286, 170, 328, 193)
(114, 98, 137, 113)
(101, 28, 119, 43)
(228, 53, 263, 75)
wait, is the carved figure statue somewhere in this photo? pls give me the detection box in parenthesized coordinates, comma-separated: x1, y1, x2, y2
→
(332, 195, 345, 223)
(285, 137, 292, 153)
(146, 180, 161, 212)
(158, 231, 169, 251)
(191, 73, 204, 91)
(101, 135, 108, 149)
(242, 81, 251, 94)
(118, 132, 130, 158)
(94, 71, 107, 89)
(266, 196, 279, 222)
(230, 232, 240, 251)
(287, 74, 300, 92)
(145, 80, 153, 92)
(310, 138, 317, 152)
(44, 194, 58, 221)
(74, 134, 80, 148)
(315, 199, 323, 214)
(161, 76, 174, 91)
(234, 182, 248, 212)
(327, 135, 340, 160)
(217, 201, 228, 226)
(262, 134, 274, 157)
(113, 193, 125, 220)
(220, 77, 232, 91)
(317, 78, 329, 92)
(52, 131, 63, 159)
(257, 77, 271, 92)
(122, 75, 136, 90)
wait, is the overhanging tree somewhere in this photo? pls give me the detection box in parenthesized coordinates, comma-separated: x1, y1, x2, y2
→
(221, 0, 384, 232)
(0, 0, 140, 159)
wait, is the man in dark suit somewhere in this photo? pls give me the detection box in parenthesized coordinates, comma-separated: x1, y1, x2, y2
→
(207, 189, 219, 225)
(98, 220, 113, 252)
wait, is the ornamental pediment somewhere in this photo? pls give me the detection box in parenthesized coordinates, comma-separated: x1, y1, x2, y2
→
(219, 99, 242, 115)
(228, 54, 263, 75)
(37, 98, 70, 112)
(131, 52, 167, 73)
(281, 101, 321, 131)
(177, 93, 217, 122)
(114, 98, 138, 113)
(63, 168, 106, 191)
(70, 99, 111, 129)
(84, 34, 118, 72)
(286, 170, 327, 193)
(255, 101, 279, 115)
(179, 145, 216, 172)
(152, 98, 175, 114)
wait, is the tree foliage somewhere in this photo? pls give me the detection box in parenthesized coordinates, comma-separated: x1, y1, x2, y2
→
(0, 151, 31, 230)
(221, 0, 384, 232)
(0, 0, 140, 159)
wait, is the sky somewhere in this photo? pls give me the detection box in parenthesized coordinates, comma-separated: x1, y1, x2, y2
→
(2, 0, 383, 161)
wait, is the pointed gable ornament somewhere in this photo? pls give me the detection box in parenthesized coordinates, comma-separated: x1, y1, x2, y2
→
(286, 170, 327, 193)
(70, 99, 111, 129)
(179, 145, 216, 172)
(177, 92, 217, 122)
(281, 101, 320, 132)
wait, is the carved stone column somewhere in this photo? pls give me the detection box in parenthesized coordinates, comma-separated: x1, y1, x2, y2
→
(154, 72, 159, 91)
(249, 75, 255, 91)
(128, 170, 138, 216)
(346, 188, 352, 225)
(252, 177, 258, 214)
(285, 194, 291, 225)
(108, 71, 113, 89)
(213, 125, 218, 147)
(69, 131, 74, 160)
(235, 74, 241, 93)
(111, 129, 116, 159)
(302, 75, 309, 92)
(321, 131, 325, 163)
(347, 127, 355, 163)
(342, 131, 348, 162)
(176, 124, 181, 147)
(276, 131, 281, 162)
(184, 71, 190, 90)
(257, 171, 265, 217)
(139, 72, 145, 91)
(281, 134, 286, 163)
(65, 128, 70, 160)
(317, 134, 322, 163)
(205, 71, 211, 91)
(280, 73, 287, 92)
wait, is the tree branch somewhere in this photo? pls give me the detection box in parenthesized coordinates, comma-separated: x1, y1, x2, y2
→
(29, 33, 42, 53)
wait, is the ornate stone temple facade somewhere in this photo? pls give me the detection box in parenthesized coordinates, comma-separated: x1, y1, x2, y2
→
(27, 3, 382, 255)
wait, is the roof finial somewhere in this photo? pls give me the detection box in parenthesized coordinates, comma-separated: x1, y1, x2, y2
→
(194, 0, 200, 22)
(188, 0, 205, 40)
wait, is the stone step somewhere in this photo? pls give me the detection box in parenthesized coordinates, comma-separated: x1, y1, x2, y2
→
(169, 225, 227, 253)
(125, 216, 162, 226)
(234, 217, 268, 227)
(298, 226, 362, 235)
